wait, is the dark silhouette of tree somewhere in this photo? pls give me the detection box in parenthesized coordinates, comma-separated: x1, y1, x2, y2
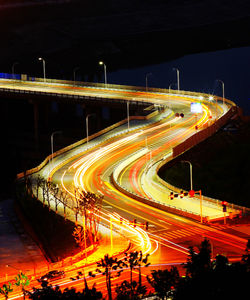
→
(173, 238, 250, 300)
(0, 282, 13, 300)
(115, 280, 147, 300)
(184, 238, 211, 277)
(27, 281, 102, 299)
(121, 251, 150, 298)
(147, 267, 179, 300)
(89, 254, 123, 300)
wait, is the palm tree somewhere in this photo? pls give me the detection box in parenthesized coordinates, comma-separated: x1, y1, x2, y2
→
(89, 254, 123, 300)
(122, 251, 150, 297)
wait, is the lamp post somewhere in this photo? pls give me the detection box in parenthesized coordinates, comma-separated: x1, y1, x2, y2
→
(73, 66, 80, 84)
(12, 62, 19, 80)
(99, 61, 107, 86)
(145, 73, 152, 92)
(181, 160, 193, 191)
(51, 131, 62, 170)
(38, 57, 46, 82)
(173, 68, 180, 91)
(216, 79, 225, 107)
(127, 101, 130, 130)
(86, 114, 95, 144)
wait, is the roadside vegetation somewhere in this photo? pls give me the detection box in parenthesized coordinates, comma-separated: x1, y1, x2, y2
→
(1, 240, 249, 299)
(159, 118, 250, 207)
(15, 177, 103, 262)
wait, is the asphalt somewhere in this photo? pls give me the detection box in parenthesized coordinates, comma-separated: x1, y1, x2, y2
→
(0, 198, 48, 282)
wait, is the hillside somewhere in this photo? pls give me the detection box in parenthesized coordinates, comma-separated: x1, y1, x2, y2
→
(159, 117, 250, 207)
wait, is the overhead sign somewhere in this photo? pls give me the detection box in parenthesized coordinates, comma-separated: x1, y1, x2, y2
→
(191, 102, 203, 113)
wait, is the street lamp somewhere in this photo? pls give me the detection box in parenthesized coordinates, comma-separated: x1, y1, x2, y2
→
(145, 73, 152, 92)
(127, 101, 130, 130)
(86, 113, 96, 144)
(173, 68, 180, 91)
(51, 131, 62, 170)
(181, 160, 193, 191)
(73, 66, 80, 84)
(99, 61, 107, 86)
(216, 79, 225, 107)
(38, 57, 46, 82)
(11, 62, 19, 80)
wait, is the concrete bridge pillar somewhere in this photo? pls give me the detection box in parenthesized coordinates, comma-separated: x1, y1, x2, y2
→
(32, 101, 39, 148)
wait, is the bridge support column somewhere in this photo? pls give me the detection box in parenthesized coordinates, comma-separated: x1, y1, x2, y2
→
(32, 101, 39, 148)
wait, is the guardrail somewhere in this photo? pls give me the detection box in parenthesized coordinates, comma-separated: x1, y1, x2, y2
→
(0, 72, 237, 107)
(16, 108, 160, 180)
(156, 105, 250, 216)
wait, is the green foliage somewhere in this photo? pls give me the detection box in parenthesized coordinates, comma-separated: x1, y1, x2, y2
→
(14, 272, 30, 288)
(0, 282, 13, 300)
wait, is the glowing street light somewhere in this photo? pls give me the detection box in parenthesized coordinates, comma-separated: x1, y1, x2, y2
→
(173, 67, 180, 91)
(99, 61, 107, 86)
(38, 57, 46, 82)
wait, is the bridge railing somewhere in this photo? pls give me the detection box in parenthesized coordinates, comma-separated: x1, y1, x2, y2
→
(0, 72, 237, 107)
(156, 105, 250, 216)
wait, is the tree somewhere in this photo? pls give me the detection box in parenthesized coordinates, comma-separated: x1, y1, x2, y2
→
(184, 238, 211, 278)
(33, 175, 43, 200)
(75, 188, 103, 245)
(147, 267, 179, 300)
(89, 254, 123, 300)
(57, 190, 70, 219)
(27, 282, 102, 299)
(122, 251, 150, 298)
(14, 272, 30, 300)
(73, 225, 87, 258)
(49, 182, 60, 213)
(0, 282, 13, 300)
(115, 280, 147, 300)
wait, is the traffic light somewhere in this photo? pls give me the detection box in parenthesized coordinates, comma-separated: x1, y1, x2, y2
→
(180, 190, 184, 198)
(222, 201, 227, 212)
(189, 190, 195, 197)
(145, 221, 149, 231)
(170, 192, 174, 200)
(133, 219, 137, 227)
(120, 217, 123, 224)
